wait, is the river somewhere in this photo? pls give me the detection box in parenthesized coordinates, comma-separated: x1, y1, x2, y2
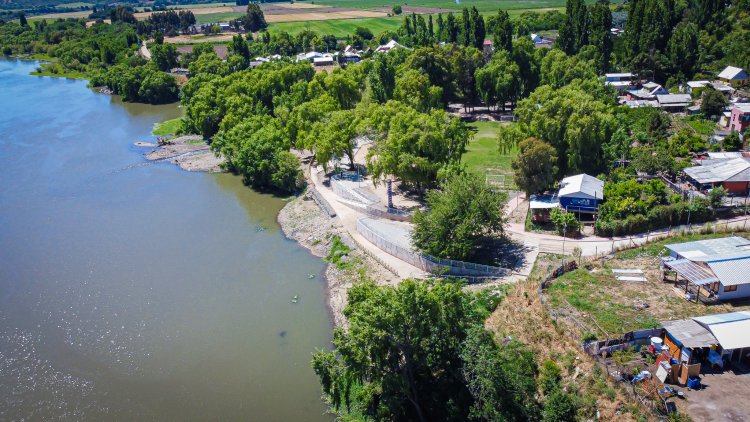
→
(0, 59, 332, 421)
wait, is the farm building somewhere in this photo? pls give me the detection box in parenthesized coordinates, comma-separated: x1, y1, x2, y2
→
(662, 236, 750, 301)
(656, 94, 693, 112)
(557, 174, 604, 213)
(684, 157, 750, 194)
(375, 40, 401, 53)
(718, 66, 748, 87)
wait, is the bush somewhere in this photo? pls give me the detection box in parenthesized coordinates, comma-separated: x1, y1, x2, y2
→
(550, 208, 580, 236)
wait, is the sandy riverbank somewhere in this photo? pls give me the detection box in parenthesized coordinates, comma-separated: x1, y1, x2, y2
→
(142, 135, 225, 172)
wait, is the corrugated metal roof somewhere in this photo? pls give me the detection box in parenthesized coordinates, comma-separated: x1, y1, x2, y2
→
(706, 259, 750, 286)
(663, 258, 719, 285)
(657, 94, 692, 105)
(662, 319, 718, 348)
(666, 236, 750, 262)
(684, 157, 750, 183)
(693, 311, 750, 350)
(694, 310, 750, 326)
(558, 174, 604, 199)
(718, 66, 746, 80)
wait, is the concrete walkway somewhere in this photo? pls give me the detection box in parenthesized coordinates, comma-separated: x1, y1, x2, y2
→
(310, 166, 428, 279)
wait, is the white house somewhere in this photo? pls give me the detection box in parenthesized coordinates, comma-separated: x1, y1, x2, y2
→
(718, 66, 748, 87)
(375, 40, 401, 53)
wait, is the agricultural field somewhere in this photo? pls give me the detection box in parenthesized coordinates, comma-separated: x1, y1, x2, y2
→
(463, 121, 518, 177)
(297, 0, 572, 13)
(268, 16, 402, 36)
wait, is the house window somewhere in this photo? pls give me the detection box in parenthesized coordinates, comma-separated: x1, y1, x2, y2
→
(724, 285, 738, 292)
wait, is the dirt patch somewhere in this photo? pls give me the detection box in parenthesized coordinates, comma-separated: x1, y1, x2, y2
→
(175, 44, 229, 59)
(145, 135, 225, 173)
(165, 34, 234, 44)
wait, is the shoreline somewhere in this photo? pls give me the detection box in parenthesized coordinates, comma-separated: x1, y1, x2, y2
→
(276, 175, 399, 327)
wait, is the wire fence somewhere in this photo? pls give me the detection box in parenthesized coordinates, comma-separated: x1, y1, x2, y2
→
(356, 218, 509, 279)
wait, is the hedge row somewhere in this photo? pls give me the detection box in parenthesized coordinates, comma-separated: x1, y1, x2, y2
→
(595, 198, 713, 237)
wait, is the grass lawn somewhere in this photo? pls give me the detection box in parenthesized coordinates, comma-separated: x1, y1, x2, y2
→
(463, 121, 518, 177)
(152, 117, 183, 137)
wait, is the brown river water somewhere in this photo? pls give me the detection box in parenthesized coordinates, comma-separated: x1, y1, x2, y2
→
(0, 59, 332, 421)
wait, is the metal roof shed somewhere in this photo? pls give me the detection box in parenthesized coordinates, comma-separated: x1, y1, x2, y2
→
(694, 311, 750, 350)
(665, 236, 750, 262)
(662, 319, 718, 348)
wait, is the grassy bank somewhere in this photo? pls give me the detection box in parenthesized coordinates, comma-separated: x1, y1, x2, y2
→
(152, 117, 183, 136)
(268, 17, 402, 37)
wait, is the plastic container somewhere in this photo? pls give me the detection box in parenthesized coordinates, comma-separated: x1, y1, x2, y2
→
(651, 337, 664, 352)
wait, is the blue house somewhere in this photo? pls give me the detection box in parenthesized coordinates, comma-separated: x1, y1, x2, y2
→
(558, 174, 604, 213)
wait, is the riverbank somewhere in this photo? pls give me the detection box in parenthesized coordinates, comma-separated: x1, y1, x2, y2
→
(143, 134, 225, 172)
(277, 188, 399, 327)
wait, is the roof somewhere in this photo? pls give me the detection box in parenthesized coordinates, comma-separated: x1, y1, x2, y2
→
(657, 94, 692, 105)
(662, 258, 719, 285)
(625, 100, 657, 108)
(662, 318, 718, 348)
(694, 311, 750, 349)
(684, 157, 750, 184)
(665, 236, 750, 262)
(605, 72, 633, 78)
(706, 259, 750, 286)
(712, 81, 734, 92)
(558, 174, 604, 199)
(718, 66, 748, 80)
(707, 152, 743, 159)
(529, 195, 559, 210)
(687, 80, 710, 88)
(733, 103, 750, 113)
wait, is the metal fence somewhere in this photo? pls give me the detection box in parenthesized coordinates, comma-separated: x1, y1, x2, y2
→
(356, 218, 508, 278)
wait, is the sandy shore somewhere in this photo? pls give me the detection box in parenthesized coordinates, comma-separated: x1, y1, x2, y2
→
(143, 135, 225, 172)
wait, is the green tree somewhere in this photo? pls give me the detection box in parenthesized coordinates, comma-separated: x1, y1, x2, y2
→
(512, 137, 559, 196)
(393, 69, 443, 112)
(588, 2, 613, 73)
(668, 21, 699, 79)
(487, 10, 513, 52)
(709, 186, 727, 208)
(312, 279, 538, 421)
(515, 81, 616, 175)
(18, 12, 27, 27)
(542, 389, 579, 422)
(557, 0, 589, 55)
(475, 53, 521, 111)
(392, 5, 402, 15)
(461, 327, 541, 421)
(365, 102, 470, 191)
(550, 208, 581, 236)
(241, 3, 267, 32)
(701, 87, 728, 118)
(412, 173, 507, 260)
(723, 133, 743, 151)
(150, 43, 178, 71)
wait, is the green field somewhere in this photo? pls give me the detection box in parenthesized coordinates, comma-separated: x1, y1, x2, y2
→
(299, 0, 570, 13)
(463, 121, 518, 177)
(194, 11, 243, 24)
(268, 16, 403, 36)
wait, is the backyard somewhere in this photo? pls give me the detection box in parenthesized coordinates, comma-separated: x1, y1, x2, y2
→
(543, 232, 750, 339)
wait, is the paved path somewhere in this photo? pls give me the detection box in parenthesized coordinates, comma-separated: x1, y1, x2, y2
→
(140, 42, 151, 60)
(310, 166, 428, 279)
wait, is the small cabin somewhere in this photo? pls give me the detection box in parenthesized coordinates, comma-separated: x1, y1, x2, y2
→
(558, 174, 604, 213)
